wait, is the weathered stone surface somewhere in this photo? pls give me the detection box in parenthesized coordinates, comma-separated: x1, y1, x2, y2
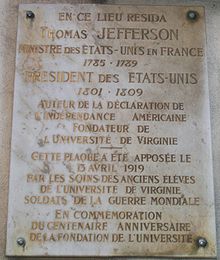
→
(6, 3, 216, 257)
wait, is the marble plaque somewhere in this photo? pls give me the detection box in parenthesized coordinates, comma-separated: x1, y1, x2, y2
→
(6, 4, 216, 257)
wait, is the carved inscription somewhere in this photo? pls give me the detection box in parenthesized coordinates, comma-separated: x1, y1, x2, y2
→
(6, 4, 216, 257)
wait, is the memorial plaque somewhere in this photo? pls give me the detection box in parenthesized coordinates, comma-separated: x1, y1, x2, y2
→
(6, 4, 216, 257)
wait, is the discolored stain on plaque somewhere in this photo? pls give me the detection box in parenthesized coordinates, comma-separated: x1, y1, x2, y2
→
(6, 4, 216, 257)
